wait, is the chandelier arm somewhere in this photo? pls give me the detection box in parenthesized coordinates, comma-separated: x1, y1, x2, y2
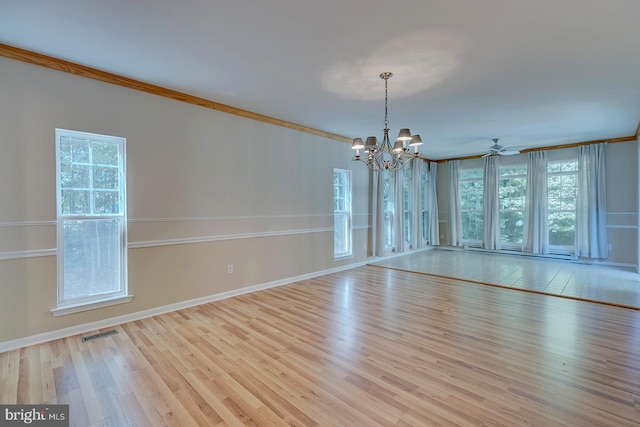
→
(351, 72, 422, 172)
(352, 155, 421, 172)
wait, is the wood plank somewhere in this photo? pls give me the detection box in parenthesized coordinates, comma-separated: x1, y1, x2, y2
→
(1, 266, 639, 425)
(0, 349, 20, 403)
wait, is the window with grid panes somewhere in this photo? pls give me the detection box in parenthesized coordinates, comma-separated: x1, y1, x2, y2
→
(499, 165, 527, 246)
(333, 169, 352, 258)
(55, 129, 128, 312)
(547, 161, 578, 248)
(459, 168, 484, 242)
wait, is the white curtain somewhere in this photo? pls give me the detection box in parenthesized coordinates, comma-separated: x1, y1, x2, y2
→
(576, 143, 609, 258)
(373, 170, 385, 257)
(449, 160, 462, 247)
(410, 159, 424, 249)
(483, 156, 501, 250)
(428, 162, 440, 245)
(522, 151, 549, 254)
(394, 169, 406, 253)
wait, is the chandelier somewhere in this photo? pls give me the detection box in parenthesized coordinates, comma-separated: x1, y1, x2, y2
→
(351, 72, 423, 171)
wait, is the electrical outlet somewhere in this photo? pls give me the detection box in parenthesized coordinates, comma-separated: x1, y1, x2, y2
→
(227, 264, 233, 274)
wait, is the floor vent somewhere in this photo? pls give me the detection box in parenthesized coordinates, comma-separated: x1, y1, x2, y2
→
(81, 329, 118, 343)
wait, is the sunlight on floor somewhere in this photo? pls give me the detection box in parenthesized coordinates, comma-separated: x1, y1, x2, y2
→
(372, 249, 640, 309)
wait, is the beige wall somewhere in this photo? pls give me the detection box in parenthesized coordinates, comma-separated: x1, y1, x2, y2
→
(435, 142, 639, 266)
(2, 53, 635, 345)
(0, 57, 371, 343)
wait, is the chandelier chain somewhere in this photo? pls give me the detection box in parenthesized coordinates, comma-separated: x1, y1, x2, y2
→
(384, 74, 389, 128)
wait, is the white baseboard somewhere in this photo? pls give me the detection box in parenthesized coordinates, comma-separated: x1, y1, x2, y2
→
(576, 260, 637, 269)
(0, 260, 368, 353)
(438, 245, 637, 270)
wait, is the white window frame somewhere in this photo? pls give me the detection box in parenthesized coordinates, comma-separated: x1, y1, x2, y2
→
(547, 160, 578, 253)
(53, 129, 130, 316)
(459, 168, 484, 244)
(333, 168, 353, 259)
(421, 170, 430, 243)
(403, 167, 412, 246)
(383, 170, 394, 250)
(498, 164, 527, 249)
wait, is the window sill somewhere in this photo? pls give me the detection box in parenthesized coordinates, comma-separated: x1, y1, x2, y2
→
(51, 294, 133, 317)
(333, 254, 353, 261)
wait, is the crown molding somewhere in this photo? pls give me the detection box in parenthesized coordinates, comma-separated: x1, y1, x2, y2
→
(2, 43, 636, 159)
(0, 43, 351, 144)
(436, 135, 637, 163)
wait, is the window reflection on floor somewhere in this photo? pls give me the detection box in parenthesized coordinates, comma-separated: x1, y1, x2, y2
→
(372, 249, 640, 309)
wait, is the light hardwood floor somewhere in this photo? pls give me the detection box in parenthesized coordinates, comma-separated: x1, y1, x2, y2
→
(374, 249, 640, 309)
(1, 265, 639, 426)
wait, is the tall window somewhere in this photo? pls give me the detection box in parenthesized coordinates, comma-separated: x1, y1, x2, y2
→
(548, 161, 578, 247)
(333, 169, 352, 258)
(422, 170, 430, 242)
(383, 170, 394, 250)
(499, 165, 527, 246)
(56, 129, 127, 311)
(403, 167, 411, 245)
(459, 169, 483, 242)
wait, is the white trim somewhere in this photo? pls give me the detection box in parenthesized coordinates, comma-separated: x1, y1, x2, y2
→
(51, 295, 133, 317)
(607, 212, 638, 215)
(353, 224, 370, 230)
(128, 214, 332, 223)
(607, 224, 638, 229)
(0, 228, 336, 259)
(577, 260, 637, 269)
(0, 221, 56, 227)
(467, 246, 573, 260)
(128, 227, 333, 249)
(0, 261, 368, 353)
(462, 246, 636, 268)
(0, 249, 56, 261)
(369, 246, 435, 261)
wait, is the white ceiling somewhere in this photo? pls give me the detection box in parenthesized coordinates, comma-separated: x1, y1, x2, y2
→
(2, 0, 639, 160)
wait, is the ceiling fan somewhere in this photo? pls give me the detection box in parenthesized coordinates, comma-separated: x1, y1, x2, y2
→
(481, 138, 523, 157)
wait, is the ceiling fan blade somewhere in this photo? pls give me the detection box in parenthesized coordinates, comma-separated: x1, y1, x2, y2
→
(482, 138, 524, 158)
